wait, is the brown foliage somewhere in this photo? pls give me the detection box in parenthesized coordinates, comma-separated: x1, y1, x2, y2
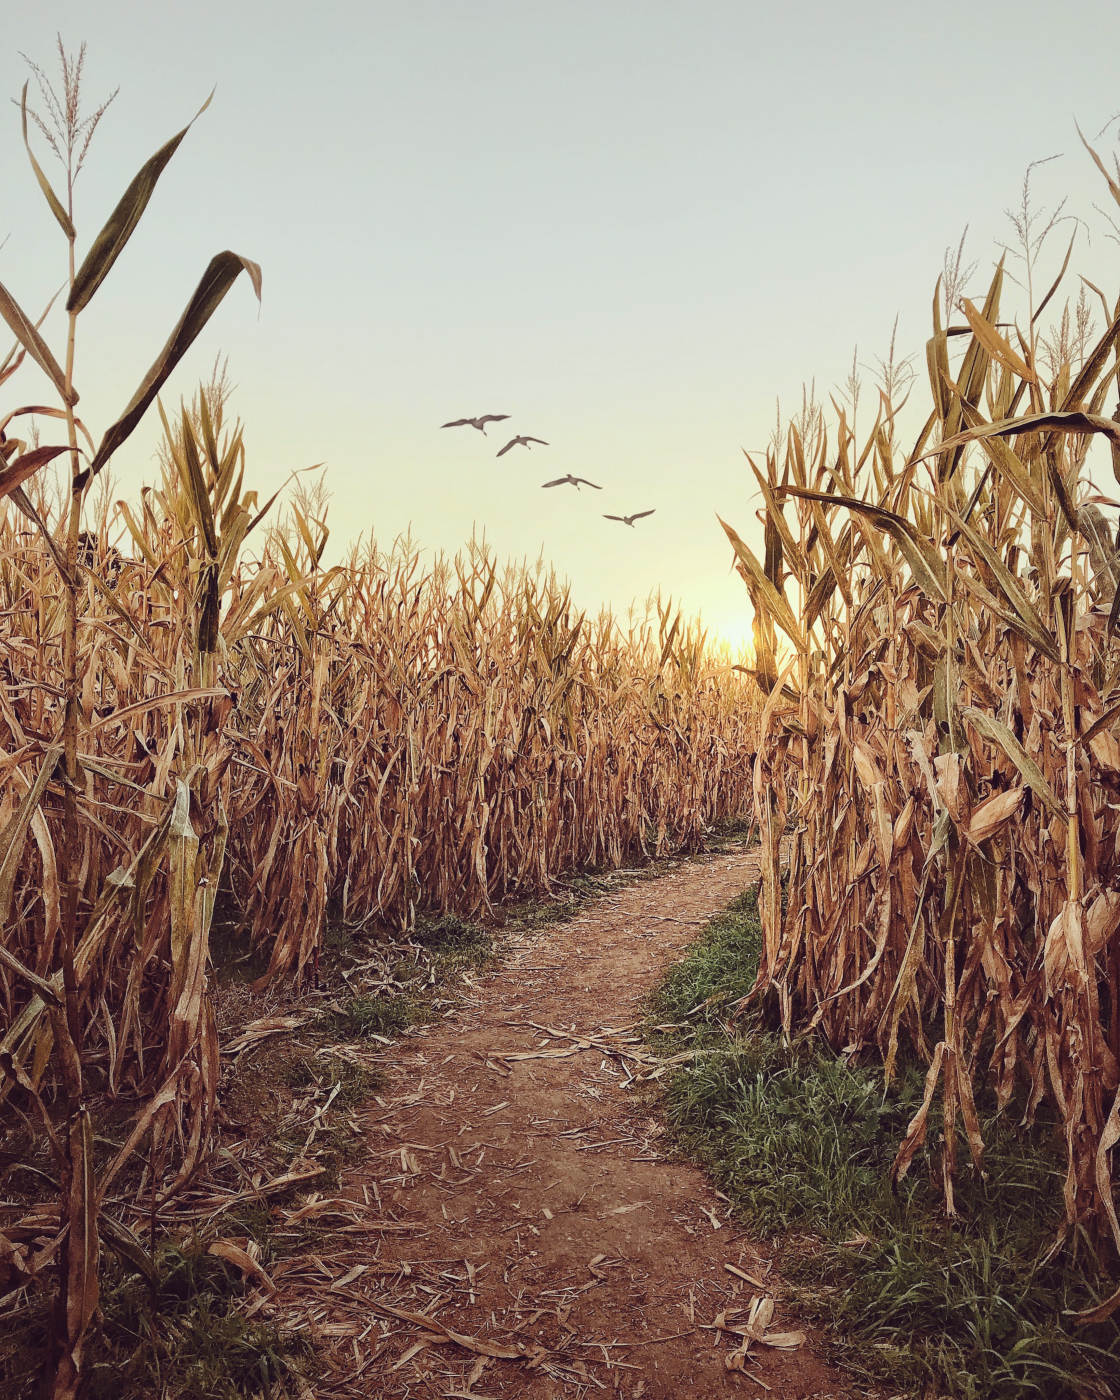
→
(727, 187, 1120, 1253)
(1, 392, 759, 1160)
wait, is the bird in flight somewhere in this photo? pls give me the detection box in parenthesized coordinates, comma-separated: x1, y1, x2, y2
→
(603, 509, 656, 527)
(542, 474, 601, 491)
(497, 434, 549, 457)
(440, 414, 510, 434)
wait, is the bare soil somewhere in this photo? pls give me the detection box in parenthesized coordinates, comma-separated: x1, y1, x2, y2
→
(266, 849, 872, 1399)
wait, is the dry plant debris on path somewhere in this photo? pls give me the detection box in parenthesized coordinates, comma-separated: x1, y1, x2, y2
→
(262, 851, 862, 1399)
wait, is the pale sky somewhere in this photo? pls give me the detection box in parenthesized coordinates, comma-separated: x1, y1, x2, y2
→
(3, 0, 1119, 648)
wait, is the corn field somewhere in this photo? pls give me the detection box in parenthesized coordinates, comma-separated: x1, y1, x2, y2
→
(0, 49, 762, 1395)
(0, 386, 759, 1169)
(725, 138, 1120, 1273)
(10, 31, 1120, 1400)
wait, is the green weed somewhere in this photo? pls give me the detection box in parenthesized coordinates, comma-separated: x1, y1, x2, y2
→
(88, 1239, 309, 1400)
(0, 1240, 309, 1400)
(280, 1053, 380, 1108)
(412, 912, 489, 953)
(332, 992, 422, 1039)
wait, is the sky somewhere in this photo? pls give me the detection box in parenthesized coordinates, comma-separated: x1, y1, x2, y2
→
(2, 0, 1119, 650)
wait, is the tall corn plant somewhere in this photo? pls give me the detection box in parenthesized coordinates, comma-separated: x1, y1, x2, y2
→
(0, 41, 259, 1398)
(222, 476, 346, 986)
(724, 134, 1120, 1279)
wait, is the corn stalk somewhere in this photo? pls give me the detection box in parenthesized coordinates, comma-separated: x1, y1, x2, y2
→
(0, 44, 259, 1397)
(723, 137, 1120, 1266)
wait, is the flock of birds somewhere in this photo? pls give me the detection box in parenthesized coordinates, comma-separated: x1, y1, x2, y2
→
(439, 414, 656, 528)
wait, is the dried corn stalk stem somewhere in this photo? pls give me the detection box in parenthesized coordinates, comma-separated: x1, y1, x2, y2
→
(725, 168, 1120, 1247)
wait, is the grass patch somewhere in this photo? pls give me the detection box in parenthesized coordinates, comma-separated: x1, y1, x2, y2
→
(412, 912, 490, 954)
(88, 1239, 310, 1400)
(647, 889, 763, 1051)
(703, 814, 757, 847)
(258, 1053, 379, 1192)
(279, 1051, 381, 1109)
(501, 891, 585, 932)
(410, 912, 494, 980)
(646, 891, 1120, 1400)
(499, 873, 617, 933)
(0, 1240, 309, 1400)
(328, 991, 423, 1039)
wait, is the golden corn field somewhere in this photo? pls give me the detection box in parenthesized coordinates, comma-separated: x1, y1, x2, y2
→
(6, 30, 1120, 1400)
(0, 388, 760, 1369)
(0, 398, 762, 1021)
(723, 136, 1120, 1265)
(0, 50, 765, 1395)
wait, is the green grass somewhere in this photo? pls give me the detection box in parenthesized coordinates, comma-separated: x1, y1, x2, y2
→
(279, 1052, 381, 1109)
(88, 1239, 310, 1400)
(0, 1239, 309, 1400)
(500, 873, 618, 932)
(329, 991, 424, 1038)
(412, 911, 491, 954)
(645, 891, 1120, 1400)
(647, 889, 764, 1050)
(703, 814, 758, 846)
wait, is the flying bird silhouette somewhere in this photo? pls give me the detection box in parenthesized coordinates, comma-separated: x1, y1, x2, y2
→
(542, 474, 601, 491)
(496, 434, 549, 457)
(440, 414, 510, 434)
(603, 509, 656, 527)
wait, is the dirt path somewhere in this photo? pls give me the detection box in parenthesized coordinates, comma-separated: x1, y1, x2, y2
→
(269, 851, 865, 1399)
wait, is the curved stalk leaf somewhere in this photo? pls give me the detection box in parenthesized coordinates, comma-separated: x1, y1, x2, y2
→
(0, 745, 64, 1005)
(1077, 122, 1120, 212)
(87, 250, 262, 481)
(926, 410, 1120, 462)
(960, 297, 1036, 384)
(99, 1215, 158, 1289)
(67, 91, 214, 315)
(944, 507, 1061, 662)
(718, 515, 807, 653)
(0, 287, 64, 389)
(0, 404, 94, 454)
(0, 280, 76, 404)
(1061, 304, 1120, 414)
(0, 444, 71, 503)
(1031, 229, 1076, 328)
(778, 483, 947, 603)
(961, 706, 1064, 817)
(20, 83, 74, 240)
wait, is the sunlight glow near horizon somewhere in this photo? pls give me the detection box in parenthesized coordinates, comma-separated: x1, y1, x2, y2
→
(2, 0, 1119, 653)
